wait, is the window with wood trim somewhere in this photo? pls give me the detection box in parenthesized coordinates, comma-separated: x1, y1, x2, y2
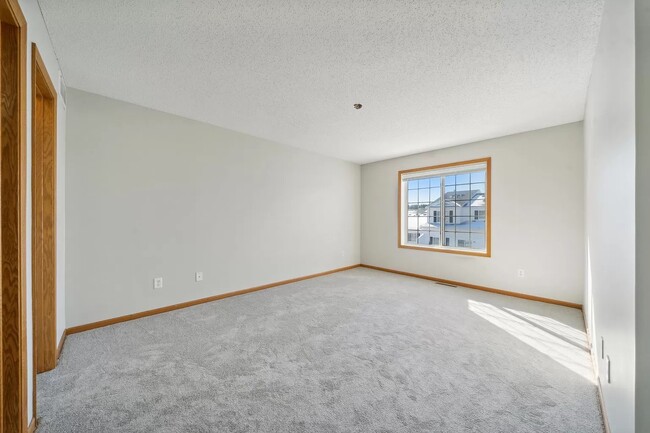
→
(398, 158, 491, 257)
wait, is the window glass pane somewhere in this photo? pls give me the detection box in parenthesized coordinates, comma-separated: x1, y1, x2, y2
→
(408, 180, 418, 190)
(455, 183, 470, 194)
(444, 183, 455, 203)
(429, 177, 441, 187)
(456, 235, 470, 248)
(418, 189, 429, 203)
(469, 215, 485, 233)
(430, 187, 441, 202)
(444, 175, 456, 186)
(429, 209, 440, 225)
(446, 211, 455, 224)
(408, 217, 418, 231)
(408, 189, 418, 202)
(455, 216, 471, 231)
(471, 171, 485, 183)
(418, 178, 430, 189)
(456, 173, 470, 184)
(444, 232, 456, 247)
(471, 207, 486, 220)
(421, 230, 432, 245)
(470, 232, 486, 249)
(470, 182, 486, 195)
(470, 200, 486, 213)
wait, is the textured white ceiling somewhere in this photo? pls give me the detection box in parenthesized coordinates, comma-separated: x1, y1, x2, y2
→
(40, 0, 603, 163)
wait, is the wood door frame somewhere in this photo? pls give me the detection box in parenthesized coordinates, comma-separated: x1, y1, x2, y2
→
(30, 42, 57, 424)
(0, 0, 27, 432)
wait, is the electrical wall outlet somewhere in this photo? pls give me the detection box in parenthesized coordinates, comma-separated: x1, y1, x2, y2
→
(153, 277, 163, 289)
(517, 269, 525, 278)
(195, 272, 203, 282)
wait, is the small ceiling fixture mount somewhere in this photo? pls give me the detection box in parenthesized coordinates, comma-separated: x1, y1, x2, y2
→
(353, 103, 362, 110)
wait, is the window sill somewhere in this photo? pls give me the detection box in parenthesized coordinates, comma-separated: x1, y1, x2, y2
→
(398, 244, 491, 257)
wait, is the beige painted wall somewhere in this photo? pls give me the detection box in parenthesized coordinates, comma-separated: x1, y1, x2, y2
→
(65, 89, 360, 327)
(583, 0, 636, 431)
(361, 122, 584, 304)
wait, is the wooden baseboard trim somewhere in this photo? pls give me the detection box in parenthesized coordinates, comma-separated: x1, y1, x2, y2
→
(28, 417, 37, 433)
(67, 264, 361, 335)
(55, 329, 67, 362)
(359, 264, 582, 309)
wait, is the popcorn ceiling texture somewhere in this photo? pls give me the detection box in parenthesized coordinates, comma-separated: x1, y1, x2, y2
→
(37, 268, 604, 432)
(39, 0, 603, 163)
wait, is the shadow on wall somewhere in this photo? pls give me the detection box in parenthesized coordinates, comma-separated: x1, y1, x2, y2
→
(468, 300, 594, 383)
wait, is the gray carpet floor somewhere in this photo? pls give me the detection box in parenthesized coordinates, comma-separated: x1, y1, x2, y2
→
(37, 268, 604, 432)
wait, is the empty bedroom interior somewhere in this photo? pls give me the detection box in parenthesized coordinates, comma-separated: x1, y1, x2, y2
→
(1, 0, 649, 432)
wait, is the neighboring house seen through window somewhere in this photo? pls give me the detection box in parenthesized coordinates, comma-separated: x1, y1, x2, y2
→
(399, 158, 490, 256)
